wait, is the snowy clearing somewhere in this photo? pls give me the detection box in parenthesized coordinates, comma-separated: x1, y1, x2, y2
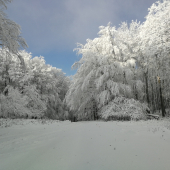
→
(0, 119, 170, 170)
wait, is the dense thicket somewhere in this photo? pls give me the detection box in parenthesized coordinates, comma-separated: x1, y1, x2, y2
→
(65, 0, 170, 120)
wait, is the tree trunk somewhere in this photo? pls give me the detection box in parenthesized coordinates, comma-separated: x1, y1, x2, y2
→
(159, 81, 166, 117)
(144, 70, 150, 105)
(151, 83, 155, 113)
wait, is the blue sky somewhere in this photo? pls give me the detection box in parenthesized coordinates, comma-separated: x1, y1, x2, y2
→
(6, 0, 156, 76)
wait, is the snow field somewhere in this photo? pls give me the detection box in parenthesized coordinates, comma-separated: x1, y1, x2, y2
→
(0, 119, 170, 170)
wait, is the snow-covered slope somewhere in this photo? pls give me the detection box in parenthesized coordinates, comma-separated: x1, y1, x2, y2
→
(0, 119, 170, 170)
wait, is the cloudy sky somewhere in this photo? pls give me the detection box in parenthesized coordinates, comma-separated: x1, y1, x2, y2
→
(6, 0, 156, 76)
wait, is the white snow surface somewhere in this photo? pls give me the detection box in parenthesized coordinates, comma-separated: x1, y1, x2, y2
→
(0, 118, 170, 170)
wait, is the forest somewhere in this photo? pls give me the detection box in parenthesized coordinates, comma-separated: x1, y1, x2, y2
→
(0, 0, 170, 121)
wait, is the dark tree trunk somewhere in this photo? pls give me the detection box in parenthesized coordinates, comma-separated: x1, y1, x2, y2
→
(144, 70, 150, 105)
(155, 76, 160, 111)
(159, 82, 166, 117)
(151, 83, 155, 113)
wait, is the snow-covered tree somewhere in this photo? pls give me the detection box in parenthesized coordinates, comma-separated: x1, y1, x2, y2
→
(65, 23, 147, 121)
(0, 50, 70, 119)
(0, 0, 27, 54)
(138, 0, 170, 116)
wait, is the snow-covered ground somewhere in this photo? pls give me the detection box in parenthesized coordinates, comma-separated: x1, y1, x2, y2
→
(0, 119, 170, 170)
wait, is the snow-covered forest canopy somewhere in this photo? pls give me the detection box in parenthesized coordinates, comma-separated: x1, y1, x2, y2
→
(65, 0, 170, 121)
(0, 0, 70, 119)
(0, 0, 170, 121)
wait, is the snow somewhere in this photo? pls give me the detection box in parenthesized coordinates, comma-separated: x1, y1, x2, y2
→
(0, 119, 170, 170)
(99, 96, 148, 120)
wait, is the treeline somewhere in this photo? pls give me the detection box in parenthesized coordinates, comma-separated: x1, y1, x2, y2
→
(65, 0, 170, 120)
(0, 0, 71, 120)
(0, 50, 70, 119)
(0, 0, 170, 121)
